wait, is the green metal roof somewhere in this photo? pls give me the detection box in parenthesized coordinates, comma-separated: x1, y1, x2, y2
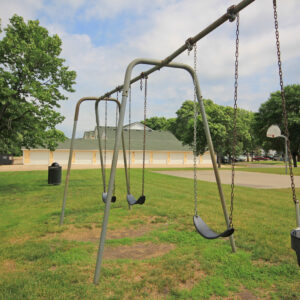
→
(55, 127, 191, 151)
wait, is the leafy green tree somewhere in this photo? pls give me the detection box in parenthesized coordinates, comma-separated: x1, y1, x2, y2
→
(171, 100, 255, 167)
(254, 84, 300, 167)
(0, 15, 76, 154)
(143, 116, 169, 131)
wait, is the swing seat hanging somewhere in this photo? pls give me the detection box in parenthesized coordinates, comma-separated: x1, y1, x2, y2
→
(127, 194, 145, 205)
(102, 192, 116, 203)
(291, 228, 300, 266)
(193, 215, 234, 240)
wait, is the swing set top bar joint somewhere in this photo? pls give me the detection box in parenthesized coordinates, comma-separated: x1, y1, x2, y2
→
(140, 72, 148, 79)
(98, 0, 255, 99)
(74, 96, 120, 121)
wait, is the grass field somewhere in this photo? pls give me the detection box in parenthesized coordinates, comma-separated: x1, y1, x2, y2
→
(0, 168, 300, 299)
(235, 165, 300, 176)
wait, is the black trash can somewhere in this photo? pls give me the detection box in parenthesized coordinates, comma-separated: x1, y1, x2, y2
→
(291, 228, 300, 266)
(48, 162, 62, 185)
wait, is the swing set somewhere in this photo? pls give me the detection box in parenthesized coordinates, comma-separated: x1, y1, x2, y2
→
(58, 0, 300, 285)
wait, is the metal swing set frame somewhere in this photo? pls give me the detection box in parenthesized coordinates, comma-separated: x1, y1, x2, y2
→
(58, 0, 300, 285)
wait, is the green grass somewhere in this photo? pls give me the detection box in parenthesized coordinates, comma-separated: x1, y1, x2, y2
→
(240, 160, 284, 165)
(235, 166, 300, 176)
(0, 168, 299, 299)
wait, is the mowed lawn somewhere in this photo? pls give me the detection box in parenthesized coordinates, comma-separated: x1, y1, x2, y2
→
(0, 168, 299, 299)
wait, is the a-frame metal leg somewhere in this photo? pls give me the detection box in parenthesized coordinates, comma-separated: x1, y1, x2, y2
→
(93, 58, 236, 285)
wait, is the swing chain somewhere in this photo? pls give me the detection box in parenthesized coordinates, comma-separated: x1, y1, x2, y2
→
(193, 43, 198, 216)
(142, 76, 148, 195)
(128, 85, 132, 187)
(140, 73, 144, 91)
(273, 0, 297, 205)
(114, 92, 119, 195)
(230, 13, 240, 228)
(104, 99, 108, 174)
(116, 91, 119, 123)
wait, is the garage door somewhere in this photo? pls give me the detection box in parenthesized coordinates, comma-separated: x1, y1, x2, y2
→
(53, 151, 69, 165)
(75, 152, 93, 164)
(30, 151, 49, 165)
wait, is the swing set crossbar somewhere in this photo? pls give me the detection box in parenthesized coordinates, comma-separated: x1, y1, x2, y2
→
(98, 0, 255, 100)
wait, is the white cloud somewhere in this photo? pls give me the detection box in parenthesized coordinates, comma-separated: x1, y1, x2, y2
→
(1, 0, 300, 137)
(83, 0, 177, 20)
(0, 0, 42, 26)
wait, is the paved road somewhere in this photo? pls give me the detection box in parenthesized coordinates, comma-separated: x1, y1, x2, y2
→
(155, 170, 300, 189)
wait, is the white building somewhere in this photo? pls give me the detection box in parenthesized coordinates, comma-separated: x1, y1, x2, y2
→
(22, 123, 212, 167)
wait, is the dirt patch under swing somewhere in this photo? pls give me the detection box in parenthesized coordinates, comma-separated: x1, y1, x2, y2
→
(103, 242, 176, 260)
(45, 223, 162, 243)
(0, 260, 17, 274)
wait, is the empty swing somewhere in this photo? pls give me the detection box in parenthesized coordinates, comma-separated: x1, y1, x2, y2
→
(95, 97, 128, 204)
(126, 77, 148, 206)
(192, 13, 240, 239)
(101, 100, 116, 203)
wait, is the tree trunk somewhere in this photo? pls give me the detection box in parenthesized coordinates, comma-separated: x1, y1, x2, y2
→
(217, 153, 221, 168)
(292, 153, 298, 168)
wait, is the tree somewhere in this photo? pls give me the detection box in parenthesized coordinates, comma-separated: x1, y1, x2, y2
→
(254, 84, 300, 167)
(171, 100, 255, 167)
(143, 117, 169, 131)
(0, 15, 76, 154)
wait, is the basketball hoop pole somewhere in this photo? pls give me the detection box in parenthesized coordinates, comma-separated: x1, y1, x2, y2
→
(280, 135, 288, 175)
(266, 125, 288, 175)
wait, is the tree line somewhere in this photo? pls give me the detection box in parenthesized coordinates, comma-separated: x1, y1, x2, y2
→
(1, 15, 299, 168)
(0, 15, 76, 156)
(144, 85, 300, 168)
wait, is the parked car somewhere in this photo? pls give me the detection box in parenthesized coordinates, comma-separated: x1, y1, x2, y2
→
(0, 154, 13, 165)
(272, 154, 282, 161)
(263, 156, 272, 160)
(221, 156, 229, 164)
(264, 155, 274, 160)
(236, 155, 247, 162)
(253, 156, 268, 161)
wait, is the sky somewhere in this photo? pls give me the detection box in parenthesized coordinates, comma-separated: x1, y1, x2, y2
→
(1, 0, 300, 138)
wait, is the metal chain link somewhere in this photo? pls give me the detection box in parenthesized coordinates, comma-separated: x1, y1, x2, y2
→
(273, 0, 297, 204)
(142, 77, 148, 195)
(104, 100, 108, 189)
(113, 92, 119, 195)
(193, 43, 198, 216)
(116, 91, 119, 124)
(128, 85, 131, 188)
(140, 77, 143, 91)
(229, 13, 240, 228)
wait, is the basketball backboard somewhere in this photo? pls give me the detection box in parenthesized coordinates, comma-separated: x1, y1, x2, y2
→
(266, 125, 281, 138)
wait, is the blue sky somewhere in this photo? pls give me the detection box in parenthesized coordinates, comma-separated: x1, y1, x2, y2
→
(1, 0, 300, 137)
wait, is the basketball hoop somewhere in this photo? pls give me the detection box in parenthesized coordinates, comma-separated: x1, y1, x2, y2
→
(266, 125, 281, 138)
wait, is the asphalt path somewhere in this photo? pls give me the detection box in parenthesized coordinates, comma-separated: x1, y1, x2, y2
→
(155, 170, 300, 189)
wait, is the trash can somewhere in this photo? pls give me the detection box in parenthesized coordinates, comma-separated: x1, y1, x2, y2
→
(291, 229, 300, 266)
(48, 162, 62, 185)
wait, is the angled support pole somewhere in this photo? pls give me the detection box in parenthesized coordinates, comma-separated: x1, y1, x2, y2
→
(95, 99, 131, 199)
(93, 58, 236, 285)
(60, 97, 99, 225)
(59, 97, 128, 225)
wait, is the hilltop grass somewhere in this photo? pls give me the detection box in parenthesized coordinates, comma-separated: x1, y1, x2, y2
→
(149, 165, 300, 176)
(235, 166, 300, 176)
(0, 168, 299, 299)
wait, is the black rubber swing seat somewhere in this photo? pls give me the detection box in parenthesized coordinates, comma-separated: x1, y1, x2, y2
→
(127, 194, 146, 206)
(102, 192, 116, 204)
(193, 215, 234, 240)
(291, 228, 300, 266)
